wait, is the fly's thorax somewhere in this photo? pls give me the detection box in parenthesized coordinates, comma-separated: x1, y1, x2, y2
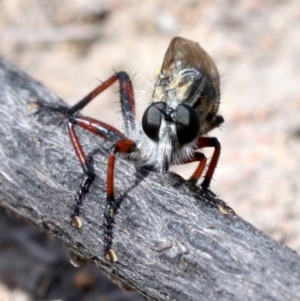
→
(153, 64, 219, 107)
(151, 66, 220, 135)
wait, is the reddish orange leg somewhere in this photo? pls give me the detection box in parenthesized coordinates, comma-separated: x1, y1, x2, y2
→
(36, 72, 137, 261)
(67, 115, 126, 223)
(187, 137, 221, 189)
(184, 152, 207, 186)
(69, 72, 136, 136)
(68, 116, 137, 261)
(104, 139, 136, 262)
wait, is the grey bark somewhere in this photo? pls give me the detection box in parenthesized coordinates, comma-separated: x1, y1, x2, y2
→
(0, 56, 299, 301)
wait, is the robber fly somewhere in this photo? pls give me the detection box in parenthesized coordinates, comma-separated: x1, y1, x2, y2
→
(37, 37, 224, 262)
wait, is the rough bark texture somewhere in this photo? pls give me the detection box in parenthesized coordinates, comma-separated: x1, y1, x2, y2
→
(0, 56, 299, 301)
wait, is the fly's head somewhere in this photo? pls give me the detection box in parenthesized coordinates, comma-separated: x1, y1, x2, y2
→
(141, 37, 222, 173)
(141, 100, 200, 173)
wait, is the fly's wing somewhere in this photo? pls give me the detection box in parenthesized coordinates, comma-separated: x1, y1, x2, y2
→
(161, 37, 219, 80)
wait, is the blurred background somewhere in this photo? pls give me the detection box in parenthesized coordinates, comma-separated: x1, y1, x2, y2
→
(1, 0, 300, 300)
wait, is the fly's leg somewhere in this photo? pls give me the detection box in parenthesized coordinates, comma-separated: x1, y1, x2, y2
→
(104, 139, 136, 262)
(187, 114, 223, 188)
(184, 153, 207, 187)
(198, 137, 221, 189)
(68, 72, 136, 135)
(35, 71, 136, 136)
(184, 139, 234, 214)
(35, 71, 135, 207)
(36, 72, 136, 135)
(35, 72, 137, 259)
(67, 115, 126, 227)
(185, 137, 221, 189)
(68, 116, 136, 262)
(67, 121, 94, 227)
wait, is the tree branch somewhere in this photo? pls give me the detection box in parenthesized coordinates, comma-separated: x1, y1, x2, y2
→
(0, 56, 299, 301)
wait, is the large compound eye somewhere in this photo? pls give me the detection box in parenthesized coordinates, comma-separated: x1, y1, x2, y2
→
(142, 102, 166, 142)
(175, 104, 200, 145)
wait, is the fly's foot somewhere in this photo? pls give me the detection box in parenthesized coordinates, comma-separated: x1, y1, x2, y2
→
(71, 215, 83, 228)
(103, 199, 120, 262)
(218, 203, 235, 215)
(185, 178, 198, 192)
(70, 203, 83, 228)
(185, 178, 213, 197)
(185, 178, 235, 216)
(200, 177, 211, 190)
(32, 100, 71, 117)
(105, 249, 118, 263)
